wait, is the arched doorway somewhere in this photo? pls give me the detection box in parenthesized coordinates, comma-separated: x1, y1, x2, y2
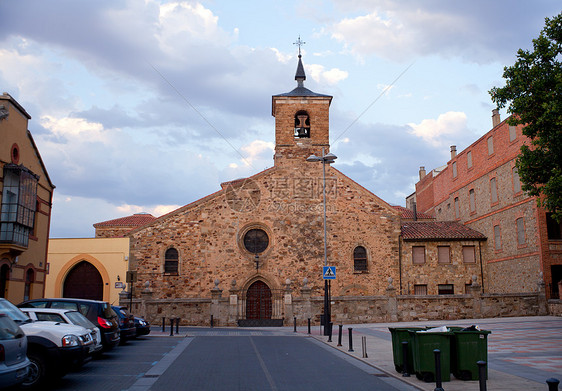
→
(63, 261, 103, 300)
(246, 281, 272, 320)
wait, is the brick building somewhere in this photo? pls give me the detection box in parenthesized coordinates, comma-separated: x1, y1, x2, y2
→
(414, 110, 562, 299)
(0, 93, 55, 303)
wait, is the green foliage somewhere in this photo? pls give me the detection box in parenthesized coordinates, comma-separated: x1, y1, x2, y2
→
(490, 13, 562, 223)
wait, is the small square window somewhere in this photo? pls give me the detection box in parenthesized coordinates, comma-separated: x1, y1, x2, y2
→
(414, 284, 427, 295)
(438, 284, 454, 295)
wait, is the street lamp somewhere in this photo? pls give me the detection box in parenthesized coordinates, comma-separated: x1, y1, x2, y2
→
(306, 148, 337, 336)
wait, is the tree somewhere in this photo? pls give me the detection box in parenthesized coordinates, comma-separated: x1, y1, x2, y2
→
(490, 13, 562, 223)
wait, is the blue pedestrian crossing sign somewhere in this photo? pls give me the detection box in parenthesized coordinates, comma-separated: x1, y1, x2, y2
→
(323, 266, 336, 280)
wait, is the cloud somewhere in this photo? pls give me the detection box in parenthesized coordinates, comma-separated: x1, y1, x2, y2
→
(329, 0, 560, 63)
(408, 111, 468, 147)
(306, 64, 348, 85)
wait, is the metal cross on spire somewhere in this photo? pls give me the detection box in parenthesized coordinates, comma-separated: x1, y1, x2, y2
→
(293, 36, 306, 56)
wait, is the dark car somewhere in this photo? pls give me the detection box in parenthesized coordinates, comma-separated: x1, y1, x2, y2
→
(111, 306, 136, 344)
(133, 316, 150, 337)
(0, 314, 30, 388)
(18, 298, 120, 351)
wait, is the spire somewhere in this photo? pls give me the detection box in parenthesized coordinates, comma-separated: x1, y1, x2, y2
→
(293, 36, 306, 87)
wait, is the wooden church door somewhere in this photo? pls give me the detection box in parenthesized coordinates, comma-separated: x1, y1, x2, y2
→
(63, 261, 103, 301)
(246, 281, 272, 320)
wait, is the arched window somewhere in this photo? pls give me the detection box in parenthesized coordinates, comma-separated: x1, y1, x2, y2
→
(353, 246, 368, 272)
(164, 248, 179, 274)
(24, 268, 34, 301)
(294, 110, 310, 138)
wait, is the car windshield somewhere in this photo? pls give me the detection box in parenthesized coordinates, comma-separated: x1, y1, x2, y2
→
(0, 299, 31, 324)
(0, 316, 24, 340)
(66, 311, 95, 329)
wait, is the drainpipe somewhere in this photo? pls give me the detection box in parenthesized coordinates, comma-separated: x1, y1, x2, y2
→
(478, 241, 485, 293)
(398, 235, 403, 295)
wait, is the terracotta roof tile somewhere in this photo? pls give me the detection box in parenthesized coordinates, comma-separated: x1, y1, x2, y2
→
(93, 213, 156, 228)
(401, 221, 486, 241)
(393, 205, 434, 220)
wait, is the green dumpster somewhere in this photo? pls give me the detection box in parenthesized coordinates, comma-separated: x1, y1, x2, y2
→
(409, 329, 454, 382)
(389, 327, 426, 373)
(450, 327, 491, 380)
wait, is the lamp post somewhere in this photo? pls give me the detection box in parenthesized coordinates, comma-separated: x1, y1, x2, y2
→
(307, 148, 337, 336)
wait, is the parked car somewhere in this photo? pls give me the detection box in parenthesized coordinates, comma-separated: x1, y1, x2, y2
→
(134, 316, 150, 337)
(21, 308, 103, 355)
(0, 314, 30, 388)
(18, 298, 120, 351)
(111, 306, 136, 344)
(0, 298, 93, 389)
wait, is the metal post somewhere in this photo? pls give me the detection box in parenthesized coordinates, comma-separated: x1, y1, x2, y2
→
(169, 318, 174, 336)
(162, 317, 166, 332)
(175, 318, 179, 334)
(321, 149, 331, 335)
(402, 341, 410, 377)
(337, 324, 343, 347)
(307, 318, 311, 334)
(433, 349, 444, 391)
(361, 336, 368, 358)
(348, 328, 354, 352)
(210, 315, 214, 328)
(328, 322, 333, 342)
(477, 361, 487, 391)
(546, 378, 559, 391)
(293, 317, 297, 333)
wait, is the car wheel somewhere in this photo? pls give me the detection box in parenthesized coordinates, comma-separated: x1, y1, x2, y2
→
(20, 351, 47, 389)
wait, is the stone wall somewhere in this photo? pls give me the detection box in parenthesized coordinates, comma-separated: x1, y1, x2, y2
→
(124, 283, 552, 326)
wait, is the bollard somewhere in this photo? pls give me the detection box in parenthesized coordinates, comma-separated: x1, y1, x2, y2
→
(433, 349, 444, 391)
(348, 328, 354, 352)
(175, 318, 179, 334)
(294, 317, 297, 333)
(337, 324, 343, 347)
(169, 318, 174, 336)
(402, 341, 410, 377)
(362, 336, 368, 358)
(546, 378, 560, 391)
(477, 361, 487, 391)
(307, 318, 311, 334)
(210, 315, 214, 328)
(162, 317, 166, 332)
(328, 322, 333, 342)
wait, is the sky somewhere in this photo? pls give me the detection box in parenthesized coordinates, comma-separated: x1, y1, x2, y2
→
(1, 0, 559, 238)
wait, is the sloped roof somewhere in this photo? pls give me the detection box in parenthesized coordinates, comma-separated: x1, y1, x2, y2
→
(93, 213, 157, 228)
(393, 205, 433, 220)
(401, 221, 486, 241)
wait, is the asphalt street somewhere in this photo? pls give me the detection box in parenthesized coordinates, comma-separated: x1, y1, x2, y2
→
(40, 332, 418, 391)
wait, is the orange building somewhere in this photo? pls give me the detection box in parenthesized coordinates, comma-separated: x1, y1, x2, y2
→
(0, 93, 55, 303)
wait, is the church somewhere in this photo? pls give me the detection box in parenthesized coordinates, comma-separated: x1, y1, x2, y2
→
(108, 52, 496, 326)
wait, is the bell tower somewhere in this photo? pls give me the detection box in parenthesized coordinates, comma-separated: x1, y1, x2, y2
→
(272, 40, 332, 167)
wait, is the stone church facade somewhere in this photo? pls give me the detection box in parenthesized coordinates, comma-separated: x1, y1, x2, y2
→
(126, 55, 404, 324)
(95, 55, 554, 325)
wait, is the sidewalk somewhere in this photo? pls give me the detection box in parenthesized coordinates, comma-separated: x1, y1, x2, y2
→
(301, 316, 562, 391)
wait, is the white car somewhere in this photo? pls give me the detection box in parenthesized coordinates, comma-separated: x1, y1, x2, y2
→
(21, 308, 103, 355)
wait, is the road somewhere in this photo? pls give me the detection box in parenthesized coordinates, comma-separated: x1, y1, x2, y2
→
(43, 330, 418, 391)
